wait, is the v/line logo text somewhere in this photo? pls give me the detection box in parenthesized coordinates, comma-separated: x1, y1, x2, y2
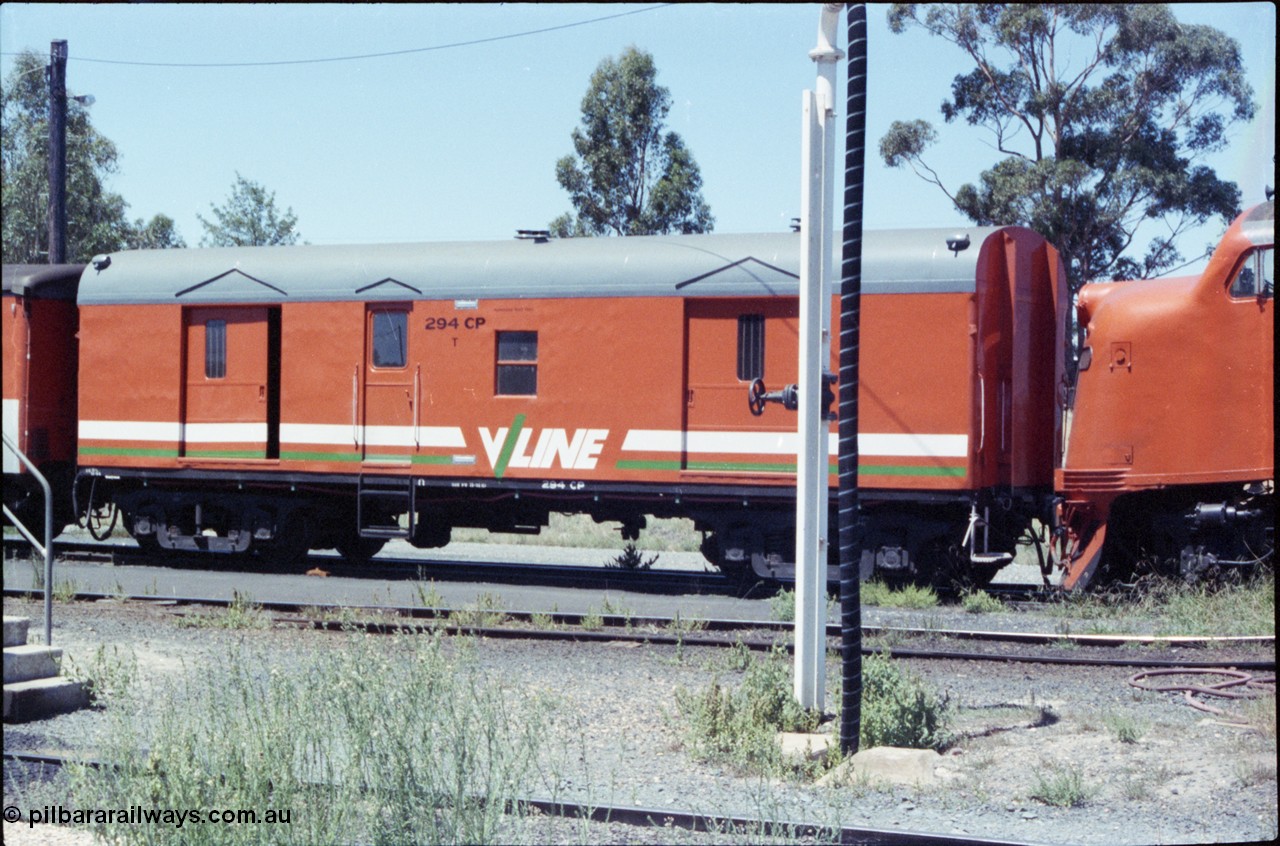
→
(480, 416, 608, 477)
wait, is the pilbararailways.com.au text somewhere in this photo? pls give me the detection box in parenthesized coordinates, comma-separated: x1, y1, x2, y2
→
(7, 804, 292, 829)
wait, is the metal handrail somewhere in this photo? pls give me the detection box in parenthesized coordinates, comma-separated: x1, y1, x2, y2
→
(2, 432, 54, 646)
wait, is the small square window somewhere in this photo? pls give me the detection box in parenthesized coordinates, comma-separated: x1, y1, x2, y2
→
(371, 310, 408, 368)
(205, 319, 226, 379)
(497, 331, 537, 395)
(737, 315, 765, 381)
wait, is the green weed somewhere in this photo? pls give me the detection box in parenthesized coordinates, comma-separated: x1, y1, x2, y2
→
(1030, 761, 1095, 807)
(65, 632, 546, 845)
(859, 651, 951, 750)
(861, 580, 939, 609)
(960, 589, 1004, 614)
(606, 542, 659, 570)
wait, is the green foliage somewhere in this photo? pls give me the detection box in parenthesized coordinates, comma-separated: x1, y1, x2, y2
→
(552, 47, 713, 237)
(676, 649, 951, 777)
(124, 213, 186, 249)
(674, 646, 820, 774)
(1, 51, 174, 262)
(960, 589, 1005, 614)
(64, 643, 139, 707)
(449, 592, 507, 629)
(769, 588, 796, 622)
(880, 4, 1256, 295)
(1101, 709, 1147, 744)
(606, 542, 659, 570)
(1041, 570, 1274, 636)
(859, 652, 951, 750)
(861, 580, 939, 609)
(198, 172, 300, 246)
(176, 590, 267, 630)
(1030, 760, 1095, 807)
(66, 633, 546, 845)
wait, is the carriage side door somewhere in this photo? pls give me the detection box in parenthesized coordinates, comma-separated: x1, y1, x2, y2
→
(682, 299, 799, 474)
(182, 306, 279, 459)
(362, 304, 417, 464)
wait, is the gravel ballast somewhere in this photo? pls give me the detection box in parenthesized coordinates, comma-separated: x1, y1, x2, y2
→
(3, 594, 1275, 846)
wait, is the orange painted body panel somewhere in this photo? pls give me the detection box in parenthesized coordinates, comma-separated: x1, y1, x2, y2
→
(3, 295, 78, 470)
(78, 304, 185, 468)
(182, 307, 271, 459)
(1065, 216, 1273, 493)
(1058, 202, 1273, 587)
(79, 294, 990, 489)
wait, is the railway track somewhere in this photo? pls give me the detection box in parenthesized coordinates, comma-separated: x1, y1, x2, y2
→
(3, 537, 756, 596)
(1, 536, 1076, 601)
(4, 587, 1272, 671)
(2, 750, 1040, 846)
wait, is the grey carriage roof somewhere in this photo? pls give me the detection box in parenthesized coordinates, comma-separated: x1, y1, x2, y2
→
(2, 263, 84, 300)
(77, 226, 1018, 306)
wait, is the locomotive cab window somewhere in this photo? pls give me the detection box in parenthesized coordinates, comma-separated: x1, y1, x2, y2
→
(205, 319, 226, 379)
(737, 314, 765, 381)
(1228, 247, 1274, 299)
(370, 309, 408, 368)
(496, 331, 537, 396)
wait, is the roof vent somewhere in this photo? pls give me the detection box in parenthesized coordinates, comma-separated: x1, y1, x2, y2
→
(91, 254, 111, 271)
(515, 229, 551, 243)
(945, 234, 970, 255)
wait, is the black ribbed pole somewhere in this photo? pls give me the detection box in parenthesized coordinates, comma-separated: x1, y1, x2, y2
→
(47, 39, 68, 264)
(838, 3, 866, 757)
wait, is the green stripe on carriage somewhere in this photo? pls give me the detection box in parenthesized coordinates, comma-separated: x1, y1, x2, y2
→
(615, 459, 814, 473)
(412, 455, 456, 465)
(79, 446, 180, 458)
(184, 449, 267, 459)
(278, 451, 456, 464)
(279, 450, 363, 462)
(617, 459, 964, 477)
(615, 459, 684, 471)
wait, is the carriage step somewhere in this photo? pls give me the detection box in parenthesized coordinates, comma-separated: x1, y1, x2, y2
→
(970, 551, 1015, 568)
(357, 475, 415, 539)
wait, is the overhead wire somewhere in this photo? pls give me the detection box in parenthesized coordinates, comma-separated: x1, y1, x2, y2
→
(1, 5, 674, 69)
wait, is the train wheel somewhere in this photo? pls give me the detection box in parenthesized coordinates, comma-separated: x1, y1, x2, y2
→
(335, 535, 387, 565)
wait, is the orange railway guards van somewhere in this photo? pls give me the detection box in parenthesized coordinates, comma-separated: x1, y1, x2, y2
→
(75, 225, 1066, 585)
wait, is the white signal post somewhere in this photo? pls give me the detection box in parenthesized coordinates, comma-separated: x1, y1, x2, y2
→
(795, 4, 844, 711)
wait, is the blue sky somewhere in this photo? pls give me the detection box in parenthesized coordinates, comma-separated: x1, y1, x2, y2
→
(2, 3, 1274, 278)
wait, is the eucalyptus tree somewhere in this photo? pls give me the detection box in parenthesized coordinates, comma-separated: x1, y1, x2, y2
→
(879, 4, 1256, 299)
(198, 172, 301, 247)
(551, 46, 713, 237)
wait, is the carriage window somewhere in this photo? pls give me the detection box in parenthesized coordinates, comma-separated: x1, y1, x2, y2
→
(1229, 247, 1274, 299)
(371, 310, 408, 368)
(737, 315, 765, 381)
(205, 319, 226, 379)
(496, 331, 537, 395)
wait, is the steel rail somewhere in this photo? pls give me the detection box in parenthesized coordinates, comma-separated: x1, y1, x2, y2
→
(4, 588, 1272, 670)
(2, 537, 746, 596)
(2, 749, 1042, 846)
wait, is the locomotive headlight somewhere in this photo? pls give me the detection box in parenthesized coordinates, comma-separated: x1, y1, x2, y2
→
(1077, 346, 1092, 371)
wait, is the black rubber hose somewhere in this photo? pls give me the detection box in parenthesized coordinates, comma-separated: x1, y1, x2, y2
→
(838, 1, 867, 757)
